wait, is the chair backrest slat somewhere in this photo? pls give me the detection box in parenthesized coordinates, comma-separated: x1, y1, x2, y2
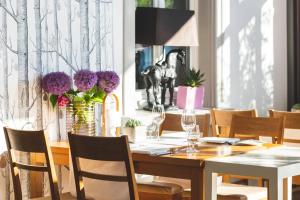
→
(3, 127, 60, 200)
(229, 115, 284, 144)
(68, 133, 139, 200)
(5, 129, 47, 153)
(68, 134, 129, 161)
(211, 109, 257, 137)
(13, 162, 48, 172)
(160, 113, 210, 137)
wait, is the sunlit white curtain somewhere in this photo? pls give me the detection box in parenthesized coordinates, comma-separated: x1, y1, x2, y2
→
(215, 0, 287, 115)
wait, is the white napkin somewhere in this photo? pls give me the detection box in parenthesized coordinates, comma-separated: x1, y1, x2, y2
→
(199, 137, 240, 145)
(130, 141, 183, 155)
(130, 145, 171, 155)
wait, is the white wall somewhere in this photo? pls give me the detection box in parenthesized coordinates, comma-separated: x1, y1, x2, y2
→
(190, 0, 216, 108)
(112, 0, 124, 107)
(122, 0, 136, 115)
(216, 0, 287, 115)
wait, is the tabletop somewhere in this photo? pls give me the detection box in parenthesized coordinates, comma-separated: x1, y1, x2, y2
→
(49, 139, 281, 165)
(204, 146, 300, 200)
(206, 146, 300, 168)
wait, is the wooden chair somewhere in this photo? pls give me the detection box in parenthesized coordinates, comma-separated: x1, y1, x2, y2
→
(3, 127, 74, 200)
(229, 115, 285, 144)
(68, 133, 183, 200)
(160, 113, 210, 137)
(269, 110, 300, 185)
(185, 115, 284, 200)
(68, 133, 139, 200)
(269, 110, 300, 143)
(211, 109, 257, 137)
(226, 114, 285, 187)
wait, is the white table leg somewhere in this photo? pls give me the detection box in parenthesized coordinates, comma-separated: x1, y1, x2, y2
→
(268, 177, 283, 200)
(204, 169, 217, 200)
(283, 177, 292, 200)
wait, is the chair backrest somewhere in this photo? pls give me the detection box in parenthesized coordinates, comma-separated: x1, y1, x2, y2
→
(269, 110, 300, 143)
(3, 127, 59, 200)
(210, 109, 257, 137)
(159, 113, 210, 137)
(68, 133, 139, 200)
(229, 115, 285, 144)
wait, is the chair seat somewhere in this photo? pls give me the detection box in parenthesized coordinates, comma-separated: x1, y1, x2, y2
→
(31, 192, 76, 200)
(138, 181, 183, 200)
(183, 183, 267, 200)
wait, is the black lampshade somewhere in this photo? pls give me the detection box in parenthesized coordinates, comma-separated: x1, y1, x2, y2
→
(135, 7, 198, 46)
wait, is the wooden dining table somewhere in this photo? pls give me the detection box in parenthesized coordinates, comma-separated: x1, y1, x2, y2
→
(30, 141, 281, 200)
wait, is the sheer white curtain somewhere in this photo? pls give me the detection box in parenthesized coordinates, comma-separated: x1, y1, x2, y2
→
(215, 0, 287, 114)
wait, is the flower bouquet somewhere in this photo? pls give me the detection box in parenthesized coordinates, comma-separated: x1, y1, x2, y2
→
(42, 70, 120, 135)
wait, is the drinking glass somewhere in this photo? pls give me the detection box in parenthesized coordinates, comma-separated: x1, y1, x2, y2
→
(152, 104, 165, 140)
(181, 109, 196, 153)
(146, 123, 157, 140)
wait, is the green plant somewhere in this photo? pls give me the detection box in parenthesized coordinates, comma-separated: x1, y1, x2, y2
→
(165, 0, 174, 8)
(185, 69, 205, 87)
(125, 119, 142, 128)
(292, 104, 300, 110)
(136, 0, 152, 7)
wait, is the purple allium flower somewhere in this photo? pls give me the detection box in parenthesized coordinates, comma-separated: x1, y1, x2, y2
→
(74, 70, 98, 92)
(96, 71, 120, 93)
(42, 72, 71, 95)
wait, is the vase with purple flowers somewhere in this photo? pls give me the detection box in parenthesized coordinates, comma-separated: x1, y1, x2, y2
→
(66, 101, 96, 136)
(42, 70, 120, 136)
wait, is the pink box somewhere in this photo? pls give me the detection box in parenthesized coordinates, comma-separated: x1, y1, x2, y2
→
(176, 86, 205, 109)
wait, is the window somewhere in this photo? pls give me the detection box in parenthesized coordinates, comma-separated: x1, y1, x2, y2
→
(135, 0, 190, 89)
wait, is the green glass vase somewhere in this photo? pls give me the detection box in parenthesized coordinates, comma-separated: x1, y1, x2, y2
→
(66, 102, 96, 136)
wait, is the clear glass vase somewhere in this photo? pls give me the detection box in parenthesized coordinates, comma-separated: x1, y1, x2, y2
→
(66, 102, 96, 136)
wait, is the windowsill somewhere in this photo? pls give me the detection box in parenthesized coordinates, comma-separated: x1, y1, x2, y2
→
(135, 87, 179, 109)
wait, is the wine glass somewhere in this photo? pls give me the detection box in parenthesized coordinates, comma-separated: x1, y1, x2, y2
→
(181, 109, 196, 153)
(152, 104, 165, 140)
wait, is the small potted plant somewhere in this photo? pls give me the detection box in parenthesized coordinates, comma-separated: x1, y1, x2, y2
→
(292, 104, 300, 112)
(122, 118, 146, 142)
(176, 68, 205, 109)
